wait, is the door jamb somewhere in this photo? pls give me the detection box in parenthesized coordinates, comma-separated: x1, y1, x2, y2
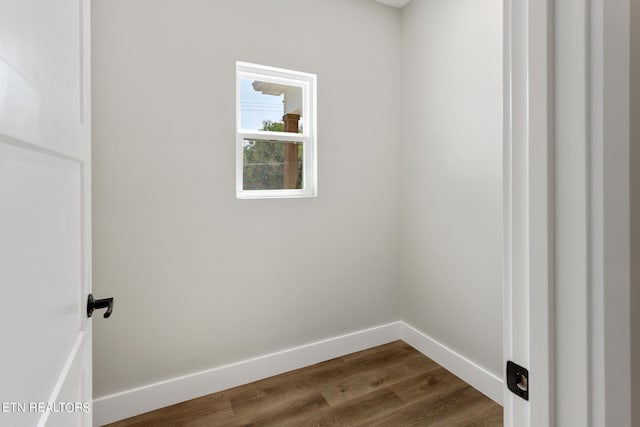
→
(503, 0, 632, 425)
(502, 0, 554, 425)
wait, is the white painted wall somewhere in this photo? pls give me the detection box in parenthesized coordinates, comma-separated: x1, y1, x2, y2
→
(631, 0, 640, 423)
(92, 0, 505, 405)
(91, 0, 401, 398)
(399, 0, 503, 378)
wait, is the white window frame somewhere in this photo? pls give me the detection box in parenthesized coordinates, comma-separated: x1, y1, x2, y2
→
(236, 62, 317, 199)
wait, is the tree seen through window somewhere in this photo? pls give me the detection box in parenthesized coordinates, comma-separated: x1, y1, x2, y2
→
(242, 120, 303, 190)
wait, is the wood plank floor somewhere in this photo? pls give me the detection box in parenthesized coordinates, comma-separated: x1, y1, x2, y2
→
(104, 341, 502, 427)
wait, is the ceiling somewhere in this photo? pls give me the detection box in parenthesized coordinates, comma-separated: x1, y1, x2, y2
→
(371, 0, 411, 8)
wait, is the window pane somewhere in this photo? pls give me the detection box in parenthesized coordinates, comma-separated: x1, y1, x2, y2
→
(243, 139, 303, 190)
(239, 79, 303, 133)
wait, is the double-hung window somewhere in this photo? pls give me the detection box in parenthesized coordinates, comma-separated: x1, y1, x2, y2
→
(236, 62, 317, 199)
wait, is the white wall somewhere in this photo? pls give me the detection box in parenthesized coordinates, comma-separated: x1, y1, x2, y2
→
(91, 0, 401, 398)
(631, 0, 640, 423)
(399, 0, 503, 378)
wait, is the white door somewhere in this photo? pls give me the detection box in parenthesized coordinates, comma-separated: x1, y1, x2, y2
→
(0, 0, 94, 426)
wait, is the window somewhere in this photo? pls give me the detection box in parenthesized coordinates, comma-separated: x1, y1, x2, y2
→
(236, 62, 317, 199)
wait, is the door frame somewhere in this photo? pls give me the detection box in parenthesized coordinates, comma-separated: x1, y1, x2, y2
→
(502, 0, 553, 424)
(503, 0, 632, 425)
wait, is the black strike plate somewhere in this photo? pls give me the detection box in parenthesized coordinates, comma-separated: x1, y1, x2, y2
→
(506, 361, 529, 401)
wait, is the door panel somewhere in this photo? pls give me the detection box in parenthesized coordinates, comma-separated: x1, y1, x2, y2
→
(0, 143, 82, 402)
(0, 0, 81, 117)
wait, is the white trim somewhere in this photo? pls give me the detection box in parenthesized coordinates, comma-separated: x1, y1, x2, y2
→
(503, 0, 555, 425)
(506, 0, 633, 424)
(236, 62, 316, 83)
(235, 61, 317, 199)
(587, 0, 631, 425)
(93, 321, 504, 426)
(400, 322, 503, 405)
(93, 322, 401, 426)
(238, 131, 310, 142)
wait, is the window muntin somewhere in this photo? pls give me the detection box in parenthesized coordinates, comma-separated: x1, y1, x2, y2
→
(236, 62, 316, 199)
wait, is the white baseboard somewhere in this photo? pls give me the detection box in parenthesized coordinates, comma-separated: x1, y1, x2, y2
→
(399, 322, 503, 405)
(93, 321, 503, 426)
(92, 322, 402, 426)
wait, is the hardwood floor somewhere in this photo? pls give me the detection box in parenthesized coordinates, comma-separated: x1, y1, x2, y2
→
(104, 341, 502, 427)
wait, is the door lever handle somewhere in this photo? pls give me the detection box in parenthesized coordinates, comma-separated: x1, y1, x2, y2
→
(87, 294, 114, 318)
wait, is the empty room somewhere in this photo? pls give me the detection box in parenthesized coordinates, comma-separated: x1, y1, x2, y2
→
(1, 0, 637, 426)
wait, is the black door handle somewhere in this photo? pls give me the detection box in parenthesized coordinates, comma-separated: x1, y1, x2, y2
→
(87, 294, 114, 318)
